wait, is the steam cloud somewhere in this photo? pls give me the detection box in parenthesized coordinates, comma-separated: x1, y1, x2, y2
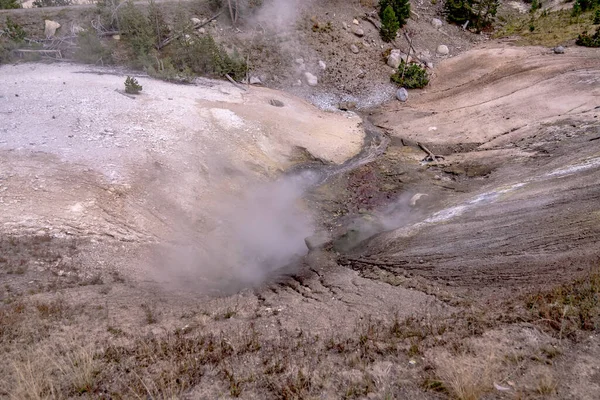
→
(153, 170, 319, 294)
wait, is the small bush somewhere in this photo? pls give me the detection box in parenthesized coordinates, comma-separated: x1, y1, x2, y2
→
(124, 76, 143, 94)
(0, 0, 20, 9)
(74, 30, 112, 64)
(391, 60, 429, 89)
(444, 0, 499, 32)
(576, 26, 600, 46)
(4, 17, 26, 42)
(593, 9, 600, 24)
(32, 0, 72, 6)
(380, 5, 400, 42)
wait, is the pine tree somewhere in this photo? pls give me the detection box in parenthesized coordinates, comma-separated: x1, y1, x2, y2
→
(379, 0, 411, 28)
(380, 5, 400, 42)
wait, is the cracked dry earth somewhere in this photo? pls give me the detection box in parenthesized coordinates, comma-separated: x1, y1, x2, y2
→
(1, 43, 600, 399)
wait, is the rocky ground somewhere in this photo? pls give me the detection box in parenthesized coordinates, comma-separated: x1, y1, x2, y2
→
(1, 0, 600, 399)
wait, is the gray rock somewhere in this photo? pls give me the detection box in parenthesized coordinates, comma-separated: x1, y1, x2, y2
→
(304, 72, 318, 86)
(269, 99, 284, 107)
(436, 44, 449, 55)
(352, 26, 365, 37)
(431, 18, 443, 29)
(553, 46, 565, 54)
(350, 44, 359, 54)
(338, 101, 357, 111)
(295, 58, 305, 65)
(44, 20, 61, 38)
(304, 231, 331, 251)
(191, 17, 202, 25)
(249, 76, 262, 85)
(387, 51, 402, 69)
(318, 60, 327, 70)
(198, 27, 206, 34)
(396, 87, 408, 102)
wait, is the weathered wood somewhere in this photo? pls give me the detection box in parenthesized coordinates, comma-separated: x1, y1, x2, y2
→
(225, 73, 247, 91)
(158, 10, 223, 49)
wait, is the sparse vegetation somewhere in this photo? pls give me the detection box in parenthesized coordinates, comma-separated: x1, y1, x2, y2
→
(576, 26, 600, 46)
(0, 0, 20, 9)
(526, 268, 600, 338)
(390, 60, 429, 88)
(444, 0, 499, 32)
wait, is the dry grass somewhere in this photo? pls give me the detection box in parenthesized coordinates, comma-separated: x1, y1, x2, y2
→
(495, 9, 597, 46)
(433, 352, 496, 400)
(536, 370, 558, 395)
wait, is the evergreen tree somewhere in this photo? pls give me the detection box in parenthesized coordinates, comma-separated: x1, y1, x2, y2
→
(379, 0, 411, 28)
(380, 5, 400, 42)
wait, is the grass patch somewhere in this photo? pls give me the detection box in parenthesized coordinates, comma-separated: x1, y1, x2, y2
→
(494, 8, 597, 46)
(526, 268, 600, 339)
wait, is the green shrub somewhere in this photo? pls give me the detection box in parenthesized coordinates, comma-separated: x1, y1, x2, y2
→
(118, 1, 157, 59)
(32, 0, 72, 7)
(379, 0, 410, 27)
(390, 60, 429, 89)
(124, 76, 143, 94)
(593, 8, 600, 24)
(575, 0, 599, 12)
(0, 0, 20, 9)
(571, 0, 582, 16)
(380, 5, 400, 42)
(444, 0, 499, 32)
(169, 34, 247, 80)
(576, 26, 600, 46)
(74, 30, 112, 64)
(3, 17, 26, 42)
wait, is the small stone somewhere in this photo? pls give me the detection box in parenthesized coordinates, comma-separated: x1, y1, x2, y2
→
(304, 72, 318, 87)
(342, 21, 349, 30)
(191, 17, 202, 25)
(352, 26, 365, 37)
(353, 19, 359, 25)
(295, 58, 305, 65)
(436, 44, 449, 55)
(396, 87, 408, 102)
(112, 34, 120, 40)
(198, 27, 206, 34)
(338, 101, 357, 111)
(249, 76, 262, 85)
(71, 25, 85, 34)
(426, 62, 434, 69)
(269, 99, 284, 107)
(553, 46, 565, 54)
(44, 20, 61, 38)
(387, 50, 403, 69)
(431, 18, 443, 29)
(350, 44, 359, 54)
(318, 60, 327, 70)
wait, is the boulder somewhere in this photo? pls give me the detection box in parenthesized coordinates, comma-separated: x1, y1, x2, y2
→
(387, 50, 402, 69)
(44, 20, 61, 38)
(553, 46, 565, 54)
(396, 88, 408, 102)
(304, 231, 331, 251)
(352, 26, 365, 37)
(431, 18, 443, 29)
(436, 44, 449, 55)
(304, 72, 318, 86)
(350, 44, 359, 54)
